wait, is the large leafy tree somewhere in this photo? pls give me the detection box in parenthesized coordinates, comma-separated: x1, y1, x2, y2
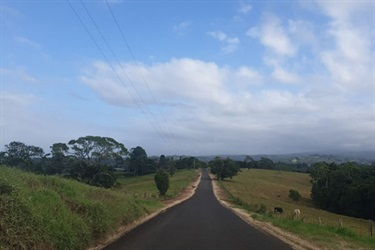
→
(67, 136, 127, 188)
(68, 136, 128, 164)
(209, 157, 240, 181)
(1, 141, 44, 170)
(46, 143, 70, 175)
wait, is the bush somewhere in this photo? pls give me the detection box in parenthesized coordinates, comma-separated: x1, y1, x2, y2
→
(289, 189, 302, 201)
(90, 172, 116, 188)
(255, 203, 267, 214)
(154, 169, 169, 196)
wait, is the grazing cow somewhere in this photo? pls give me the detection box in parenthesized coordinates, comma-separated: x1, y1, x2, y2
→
(274, 207, 283, 214)
(293, 209, 301, 219)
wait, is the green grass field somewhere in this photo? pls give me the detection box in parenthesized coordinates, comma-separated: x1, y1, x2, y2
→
(0, 166, 198, 250)
(219, 169, 375, 250)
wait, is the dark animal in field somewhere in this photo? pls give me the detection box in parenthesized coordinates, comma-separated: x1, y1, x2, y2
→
(274, 207, 283, 214)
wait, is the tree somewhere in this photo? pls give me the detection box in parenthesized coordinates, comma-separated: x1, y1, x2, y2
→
(209, 157, 240, 181)
(244, 155, 257, 169)
(47, 143, 70, 175)
(154, 169, 169, 196)
(166, 159, 177, 176)
(175, 157, 197, 170)
(158, 155, 167, 168)
(1, 141, 44, 171)
(258, 157, 275, 170)
(68, 136, 128, 165)
(128, 146, 150, 176)
(67, 136, 126, 188)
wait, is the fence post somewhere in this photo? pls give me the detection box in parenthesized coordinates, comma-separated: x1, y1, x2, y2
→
(338, 218, 343, 227)
(318, 217, 322, 226)
(369, 220, 373, 237)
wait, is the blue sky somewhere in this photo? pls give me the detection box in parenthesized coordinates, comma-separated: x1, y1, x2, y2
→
(1, 0, 374, 156)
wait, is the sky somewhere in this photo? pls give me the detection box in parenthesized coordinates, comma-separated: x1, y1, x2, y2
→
(0, 0, 374, 157)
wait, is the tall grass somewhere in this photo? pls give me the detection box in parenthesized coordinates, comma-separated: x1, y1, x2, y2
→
(219, 169, 375, 249)
(0, 166, 198, 249)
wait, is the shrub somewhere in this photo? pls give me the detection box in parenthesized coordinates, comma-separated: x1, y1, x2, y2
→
(289, 189, 302, 201)
(154, 169, 169, 196)
(255, 203, 267, 214)
(90, 172, 116, 188)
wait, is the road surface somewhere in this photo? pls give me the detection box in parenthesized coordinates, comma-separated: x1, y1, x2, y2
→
(104, 168, 292, 250)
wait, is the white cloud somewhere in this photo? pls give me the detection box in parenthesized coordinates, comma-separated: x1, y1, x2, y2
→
(208, 31, 240, 53)
(0, 68, 39, 84)
(78, 57, 372, 154)
(315, 1, 373, 91)
(173, 21, 192, 35)
(247, 13, 295, 56)
(208, 31, 227, 41)
(238, 2, 252, 14)
(14, 36, 41, 49)
(272, 67, 300, 84)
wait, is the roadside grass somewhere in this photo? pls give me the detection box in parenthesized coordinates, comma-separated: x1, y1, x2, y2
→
(116, 169, 199, 199)
(0, 166, 198, 250)
(219, 169, 375, 250)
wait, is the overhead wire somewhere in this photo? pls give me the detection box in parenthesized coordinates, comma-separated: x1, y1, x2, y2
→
(77, 0, 181, 155)
(67, 0, 177, 154)
(67, 0, 175, 153)
(104, 0, 184, 155)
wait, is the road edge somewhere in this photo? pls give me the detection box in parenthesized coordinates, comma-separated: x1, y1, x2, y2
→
(87, 170, 202, 250)
(209, 173, 321, 250)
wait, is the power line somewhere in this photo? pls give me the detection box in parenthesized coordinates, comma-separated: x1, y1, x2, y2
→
(104, 0, 184, 155)
(78, 0, 179, 154)
(67, 0, 177, 154)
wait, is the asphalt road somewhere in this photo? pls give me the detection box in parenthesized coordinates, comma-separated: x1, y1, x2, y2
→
(104, 168, 292, 250)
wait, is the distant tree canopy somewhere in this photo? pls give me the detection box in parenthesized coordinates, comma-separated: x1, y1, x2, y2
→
(0, 136, 128, 188)
(240, 156, 309, 173)
(209, 157, 240, 181)
(310, 161, 375, 220)
(0, 141, 45, 172)
(68, 136, 128, 164)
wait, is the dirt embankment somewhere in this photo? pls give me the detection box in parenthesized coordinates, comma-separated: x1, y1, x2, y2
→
(209, 173, 321, 250)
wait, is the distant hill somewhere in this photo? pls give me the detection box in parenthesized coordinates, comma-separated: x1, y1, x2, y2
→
(195, 151, 375, 165)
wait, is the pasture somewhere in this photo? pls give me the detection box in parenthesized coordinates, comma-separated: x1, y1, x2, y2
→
(219, 169, 375, 249)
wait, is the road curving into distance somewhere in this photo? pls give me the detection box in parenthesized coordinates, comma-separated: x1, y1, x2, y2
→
(104, 168, 292, 250)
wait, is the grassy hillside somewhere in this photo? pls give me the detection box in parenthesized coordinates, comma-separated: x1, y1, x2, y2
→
(220, 169, 375, 249)
(0, 166, 198, 250)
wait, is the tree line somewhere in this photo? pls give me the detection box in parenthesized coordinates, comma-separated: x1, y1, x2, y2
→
(208, 155, 309, 181)
(309, 161, 375, 220)
(0, 136, 206, 188)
